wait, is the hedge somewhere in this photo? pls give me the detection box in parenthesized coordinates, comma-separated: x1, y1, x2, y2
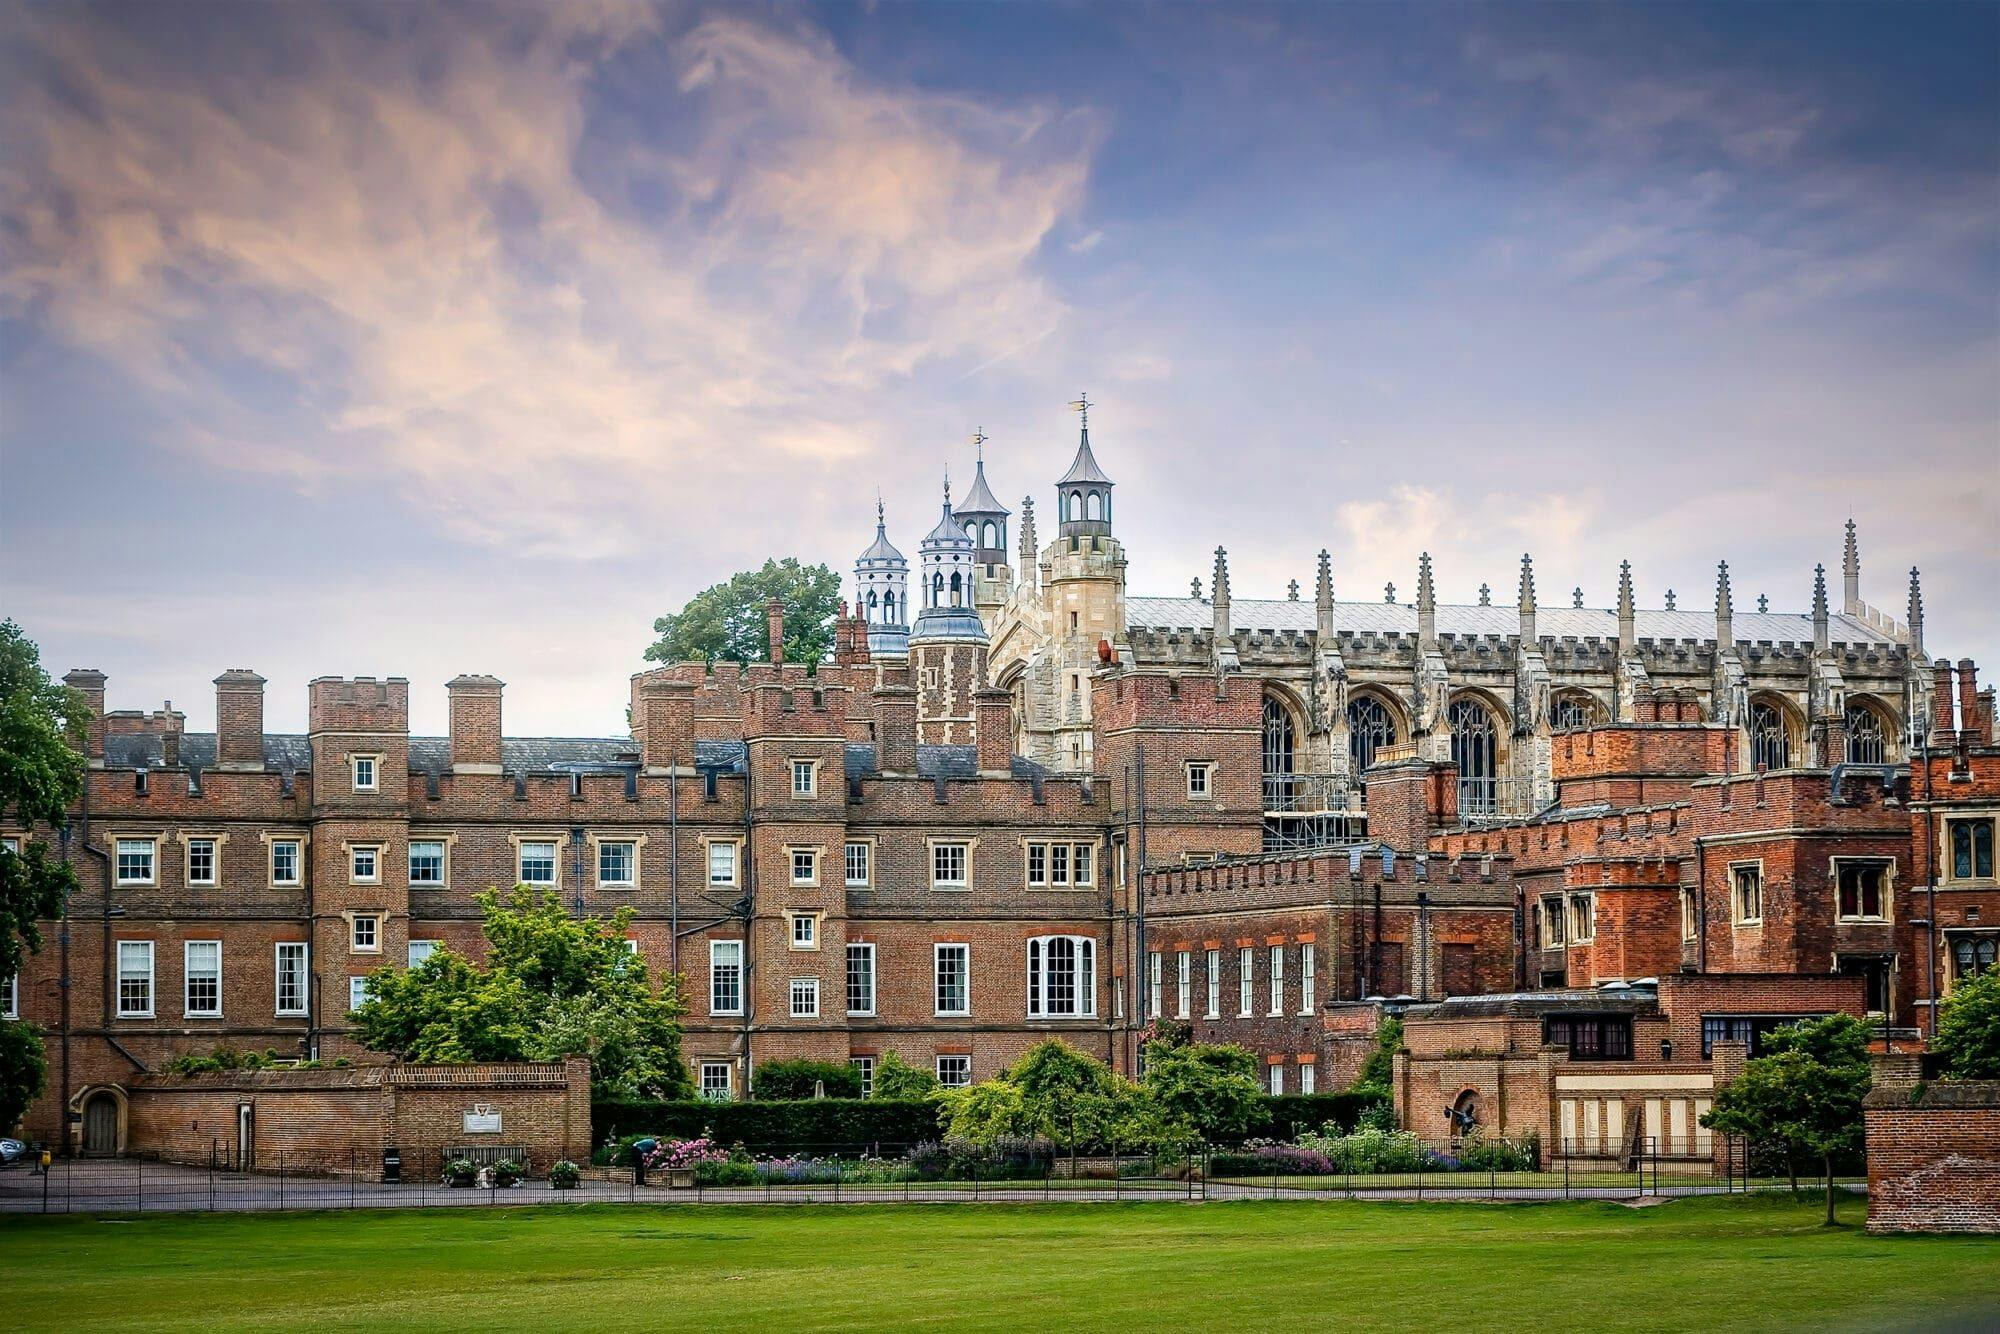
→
(593, 1090, 1383, 1154)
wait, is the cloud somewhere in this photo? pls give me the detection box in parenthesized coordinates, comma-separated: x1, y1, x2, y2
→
(0, 5, 1097, 558)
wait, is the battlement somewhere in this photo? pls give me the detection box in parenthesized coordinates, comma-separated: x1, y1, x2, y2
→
(307, 676, 410, 733)
(1091, 669, 1261, 732)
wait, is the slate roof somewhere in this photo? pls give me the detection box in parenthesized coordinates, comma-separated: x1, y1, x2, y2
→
(954, 459, 1009, 518)
(1401, 988, 1659, 1020)
(923, 499, 972, 547)
(857, 514, 906, 566)
(1126, 596, 1898, 648)
(1056, 429, 1114, 486)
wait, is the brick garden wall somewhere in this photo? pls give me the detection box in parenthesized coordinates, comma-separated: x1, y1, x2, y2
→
(1864, 1081, 2000, 1234)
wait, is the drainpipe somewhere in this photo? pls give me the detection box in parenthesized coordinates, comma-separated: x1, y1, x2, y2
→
(668, 763, 681, 978)
(1134, 744, 1149, 1068)
(740, 760, 755, 1092)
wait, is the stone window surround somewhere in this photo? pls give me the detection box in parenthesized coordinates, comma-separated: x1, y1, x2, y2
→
(405, 832, 459, 890)
(585, 831, 647, 891)
(342, 908, 385, 954)
(703, 835, 744, 888)
(349, 753, 382, 793)
(177, 830, 229, 887)
(1184, 759, 1215, 800)
(1567, 891, 1596, 944)
(508, 830, 566, 889)
(928, 836, 977, 891)
(788, 910, 821, 951)
(110, 832, 161, 887)
(1729, 859, 1764, 927)
(341, 840, 383, 886)
(789, 757, 822, 799)
(787, 843, 821, 888)
(259, 830, 310, 888)
(1830, 855, 1896, 924)
(1021, 837, 1096, 890)
(1940, 812, 1998, 886)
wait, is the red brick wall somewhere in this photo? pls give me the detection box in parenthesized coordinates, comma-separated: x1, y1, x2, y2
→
(1865, 1085, 2000, 1234)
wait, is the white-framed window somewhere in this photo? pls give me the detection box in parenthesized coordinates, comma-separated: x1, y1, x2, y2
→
(596, 840, 636, 888)
(1, 972, 16, 1020)
(1269, 1063, 1285, 1095)
(932, 841, 969, 889)
(936, 1055, 972, 1088)
(406, 839, 444, 886)
(847, 943, 876, 1015)
(700, 1061, 733, 1101)
(1024, 841, 1096, 888)
(183, 940, 221, 1018)
(1186, 762, 1213, 799)
(1148, 950, 1162, 1018)
(1568, 893, 1596, 944)
(275, 942, 309, 1016)
(351, 913, 379, 952)
(270, 838, 301, 886)
(1238, 947, 1253, 1017)
(116, 940, 154, 1017)
(518, 839, 558, 886)
(791, 847, 819, 886)
(350, 844, 379, 884)
(1299, 1062, 1317, 1095)
(185, 837, 218, 886)
(115, 838, 157, 886)
(935, 943, 969, 1016)
(1269, 945, 1285, 1016)
(791, 759, 818, 797)
(349, 975, 371, 1011)
(351, 754, 379, 792)
(1300, 944, 1316, 1015)
(1835, 859, 1893, 923)
(1731, 863, 1763, 926)
(1176, 950, 1191, 1020)
(789, 976, 820, 1018)
(407, 939, 439, 968)
(709, 940, 744, 1015)
(790, 912, 818, 950)
(707, 840, 739, 887)
(1026, 935, 1096, 1018)
(851, 1056, 875, 1098)
(1205, 948, 1220, 1019)
(845, 841, 871, 887)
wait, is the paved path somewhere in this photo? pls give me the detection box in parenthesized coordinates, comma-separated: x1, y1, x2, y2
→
(1, 1160, 1804, 1215)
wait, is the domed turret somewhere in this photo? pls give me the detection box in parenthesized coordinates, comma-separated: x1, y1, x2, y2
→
(914, 477, 983, 638)
(854, 498, 909, 658)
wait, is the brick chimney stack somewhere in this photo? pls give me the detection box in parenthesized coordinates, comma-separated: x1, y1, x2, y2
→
(213, 669, 267, 770)
(767, 598, 785, 666)
(1957, 659, 1980, 740)
(64, 669, 107, 766)
(635, 675, 695, 773)
(875, 685, 918, 775)
(974, 688, 1013, 775)
(1933, 661, 1957, 738)
(446, 675, 505, 773)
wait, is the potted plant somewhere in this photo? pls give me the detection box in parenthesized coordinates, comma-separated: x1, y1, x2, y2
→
(442, 1157, 477, 1188)
(550, 1159, 581, 1190)
(493, 1158, 525, 1188)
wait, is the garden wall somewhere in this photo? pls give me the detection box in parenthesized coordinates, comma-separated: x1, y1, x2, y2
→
(1864, 1080, 2000, 1235)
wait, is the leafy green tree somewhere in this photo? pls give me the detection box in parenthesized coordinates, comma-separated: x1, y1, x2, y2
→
(1009, 1040, 1133, 1174)
(1346, 1016, 1402, 1105)
(1702, 1014, 1872, 1225)
(645, 559, 842, 667)
(350, 888, 692, 1101)
(1140, 1041, 1264, 1148)
(753, 1058, 863, 1100)
(939, 1078, 1030, 1144)
(1933, 968, 2000, 1080)
(0, 620, 88, 1133)
(871, 1051, 939, 1100)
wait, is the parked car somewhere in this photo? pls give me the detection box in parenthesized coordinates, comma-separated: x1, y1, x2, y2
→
(0, 1138, 28, 1166)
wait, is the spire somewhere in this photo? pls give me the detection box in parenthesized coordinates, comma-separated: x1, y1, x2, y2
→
(1518, 553, 1537, 645)
(1842, 519, 1860, 613)
(1715, 561, 1734, 646)
(1812, 563, 1829, 651)
(1616, 561, 1635, 652)
(1211, 546, 1232, 641)
(1416, 553, 1436, 648)
(1907, 566, 1925, 659)
(1316, 550, 1335, 639)
(1056, 394, 1115, 539)
(1018, 496, 1037, 581)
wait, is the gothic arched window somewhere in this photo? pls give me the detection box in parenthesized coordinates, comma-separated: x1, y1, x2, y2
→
(931, 572, 944, 608)
(1845, 704, 1887, 764)
(883, 591, 896, 624)
(1450, 697, 1498, 815)
(1347, 694, 1397, 774)
(1552, 693, 1603, 732)
(1750, 701, 1790, 771)
(1070, 490, 1083, 521)
(1086, 492, 1102, 521)
(1262, 694, 1295, 810)
(866, 590, 879, 622)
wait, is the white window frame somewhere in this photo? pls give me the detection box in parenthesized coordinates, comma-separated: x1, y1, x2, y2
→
(790, 759, 819, 798)
(847, 942, 877, 1016)
(183, 939, 222, 1019)
(1299, 1062, 1317, 1095)
(1, 971, 16, 1020)
(350, 913, 380, 953)
(789, 976, 820, 1019)
(1024, 840, 1096, 889)
(349, 844, 380, 885)
(115, 837, 158, 887)
(1730, 861, 1763, 927)
(844, 840, 872, 888)
(931, 840, 970, 890)
(1176, 950, 1191, 1020)
(593, 837, 639, 890)
(935, 1054, 972, 1088)
(789, 912, 819, 951)
(116, 940, 154, 1018)
(706, 838, 741, 888)
(407, 939, 440, 968)
(1268, 945, 1285, 1016)
(850, 1056, 875, 1098)
(790, 846, 819, 887)
(516, 837, 560, 887)
(1026, 934, 1096, 1019)
(934, 943, 970, 1017)
(1185, 761, 1213, 799)
(183, 835, 220, 887)
(407, 839, 448, 887)
(1300, 944, 1316, 1015)
(1147, 950, 1162, 1018)
(351, 754, 380, 793)
(349, 975, 371, 1011)
(699, 1061, 733, 1101)
(709, 939, 745, 1016)
(1205, 948, 1221, 1019)
(274, 942, 309, 1017)
(1238, 947, 1254, 1017)
(269, 837, 302, 887)
(1269, 1063, 1285, 1095)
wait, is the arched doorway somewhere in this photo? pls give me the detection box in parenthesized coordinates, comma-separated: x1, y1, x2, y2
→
(79, 1088, 125, 1156)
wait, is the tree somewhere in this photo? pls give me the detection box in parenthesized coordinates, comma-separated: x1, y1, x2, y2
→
(0, 620, 87, 1133)
(871, 1051, 939, 1100)
(753, 1058, 863, 1100)
(350, 888, 692, 1101)
(645, 559, 842, 667)
(1346, 1016, 1403, 1105)
(939, 1078, 1030, 1145)
(1933, 968, 2000, 1080)
(1702, 1014, 1873, 1225)
(1139, 1041, 1264, 1148)
(1009, 1040, 1133, 1174)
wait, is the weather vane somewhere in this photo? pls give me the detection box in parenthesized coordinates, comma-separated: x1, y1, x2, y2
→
(1070, 393, 1092, 431)
(970, 428, 987, 461)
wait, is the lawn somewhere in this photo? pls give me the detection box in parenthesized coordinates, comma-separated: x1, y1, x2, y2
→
(2, 1195, 1995, 1332)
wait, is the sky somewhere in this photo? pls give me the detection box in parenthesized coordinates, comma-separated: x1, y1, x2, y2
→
(2, 0, 1995, 736)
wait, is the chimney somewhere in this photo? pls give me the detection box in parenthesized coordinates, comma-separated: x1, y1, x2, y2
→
(213, 669, 267, 770)
(1933, 661, 1956, 738)
(160, 703, 182, 768)
(875, 685, 918, 775)
(767, 597, 785, 666)
(636, 676, 695, 773)
(974, 688, 1013, 775)
(1957, 659, 1979, 739)
(446, 675, 505, 773)
(64, 669, 107, 766)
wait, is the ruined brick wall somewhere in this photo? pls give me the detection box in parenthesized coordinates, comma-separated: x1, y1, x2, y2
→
(1864, 1082, 2000, 1234)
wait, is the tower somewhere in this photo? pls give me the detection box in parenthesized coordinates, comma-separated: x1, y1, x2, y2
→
(955, 433, 1013, 621)
(1055, 395, 1114, 539)
(854, 498, 910, 659)
(910, 479, 990, 745)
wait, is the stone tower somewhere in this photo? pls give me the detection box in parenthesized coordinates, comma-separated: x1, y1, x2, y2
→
(910, 479, 990, 745)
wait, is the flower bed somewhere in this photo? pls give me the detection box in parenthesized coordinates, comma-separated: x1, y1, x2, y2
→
(1210, 1127, 1539, 1177)
(631, 1135, 1052, 1186)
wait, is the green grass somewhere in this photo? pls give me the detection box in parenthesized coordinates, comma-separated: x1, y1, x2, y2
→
(3, 1195, 1996, 1331)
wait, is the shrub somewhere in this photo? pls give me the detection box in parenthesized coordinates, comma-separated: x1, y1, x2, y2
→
(441, 1157, 477, 1187)
(871, 1052, 939, 1100)
(1934, 967, 2000, 1080)
(1240, 1093, 1380, 1143)
(1451, 1131, 1539, 1173)
(493, 1158, 524, 1187)
(753, 1059, 864, 1101)
(549, 1159, 581, 1187)
(593, 1097, 944, 1153)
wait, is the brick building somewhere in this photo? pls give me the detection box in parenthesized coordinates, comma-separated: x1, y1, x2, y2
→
(6, 410, 1995, 1154)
